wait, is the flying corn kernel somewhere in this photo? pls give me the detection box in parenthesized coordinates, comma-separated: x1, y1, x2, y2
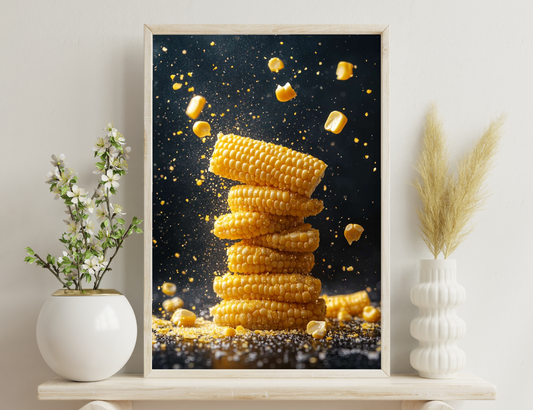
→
(214, 273, 321, 303)
(306, 320, 327, 339)
(209, 133, 327, 198)
(185, 95, 206, 119)
(344, 223, 364, 244)
(162, 296, 184, 312)
(322, 290, 371, 318)
(193, 121, 211, 138)
(336, 61, 354, 80)
(275, 82, 297, 102)
(363, 306, 381, 323)
(171, 309, 197, 327)
(226, 243, 314, 275)
(268, 57, 285, 73)
(325, 111, 348, 134)
(161, 282, 177, 296)
(210, 299, 326, 330)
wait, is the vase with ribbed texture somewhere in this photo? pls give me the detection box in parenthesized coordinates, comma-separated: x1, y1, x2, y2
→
(410, 259, 466, 378)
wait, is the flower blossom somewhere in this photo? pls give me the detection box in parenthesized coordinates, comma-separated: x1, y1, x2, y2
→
(85, 198, 96, 213)
(113, 204, 126, 217)
(50, 154, 66, 168)
(45, 168, 60, 184)
(101, 170, 120, 190)
(93, 136, 110, 156)
(67, 185, 87, 205)
(115, 132, 125, 145)
(95, 206, 107, 222)
(82, 256, 101, 275)
(105, 123, 117, 138)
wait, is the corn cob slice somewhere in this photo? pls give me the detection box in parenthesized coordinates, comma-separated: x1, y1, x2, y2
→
(214, 212, 303, 240)
(228, 185, 324, 217)
(243, 224, 319, 253)
(210, 298, 326, 330)
(227, 243, 314, 274)
(214, 273, 322, 303)
(322, 290, 371, 318)
(209, 133, 327, 198)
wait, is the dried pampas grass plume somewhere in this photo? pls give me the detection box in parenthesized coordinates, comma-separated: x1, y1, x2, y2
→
(414, 105, 505, 259)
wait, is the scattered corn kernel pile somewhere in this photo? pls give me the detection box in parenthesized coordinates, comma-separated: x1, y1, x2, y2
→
(209, 133, 328, 330)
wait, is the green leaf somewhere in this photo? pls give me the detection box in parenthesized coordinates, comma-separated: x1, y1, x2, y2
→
(110, 187, 117, 195)
(25, 247, 35, 255)
(116, 218, 125, 225)
(46, 254, 53, 264)
(95, 162, 105, 170)
(24, 256, 34, 263)
(36, 260, 44, 267)
(66, 281, 73, 287)
(133, 226, 143, 234)
(64, 199, 74, 206)
(61, 185, 69, 195)
(84, 273, 92, 283)
(128, 229, 133, 235)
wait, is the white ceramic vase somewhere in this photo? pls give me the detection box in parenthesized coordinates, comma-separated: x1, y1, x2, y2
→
(410, 259, 466, 378)
(36, 289, 137, 382)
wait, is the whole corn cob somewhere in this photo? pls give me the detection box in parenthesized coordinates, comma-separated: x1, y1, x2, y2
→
(322, 290, 371, 318)
(214, 273, 322, 303)
(228, 185, 324, 217)
(209, 133, 327, 198)
(210, 298, 326, 330)
(214, 212, 303, 240)
(243, 224, 319, 253)
(227, 243, 314, 274)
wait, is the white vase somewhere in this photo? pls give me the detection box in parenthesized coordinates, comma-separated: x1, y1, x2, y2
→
(410, 259, 466, 378)
(36, 289, 137, 382)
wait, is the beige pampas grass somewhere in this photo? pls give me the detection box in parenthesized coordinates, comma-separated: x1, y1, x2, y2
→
(414, 105, 505, 259)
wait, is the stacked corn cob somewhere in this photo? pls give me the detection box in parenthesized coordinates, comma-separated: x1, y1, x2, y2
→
(209, 133, 328, 330)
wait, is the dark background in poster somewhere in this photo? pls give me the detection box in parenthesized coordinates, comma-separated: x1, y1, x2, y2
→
(151, 34, 381, 319)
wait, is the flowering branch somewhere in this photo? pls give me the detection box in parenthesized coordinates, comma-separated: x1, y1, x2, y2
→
(24, 124, 142, 290)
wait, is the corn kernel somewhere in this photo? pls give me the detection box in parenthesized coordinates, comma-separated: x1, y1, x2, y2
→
(171, 308, 197, 327)
(192, 121, 211, 138)
(268, 57, 284, 73)
(324, 111, 348, 134)
(275, 82, 297, 102)
(336, 61, 353, 80)
(306, 320, 327, 339)
(236, 325, 246, 332)
(363, 306, 381, 323)
(344, 223, 364, 245)
(224, 327, 236, 337)
(172, 83, 182, 90)
(337, 310, 352, 322)
(185, 95, 206, 119)
(161, 282, 177, 296)
(162, 296, 184, 312)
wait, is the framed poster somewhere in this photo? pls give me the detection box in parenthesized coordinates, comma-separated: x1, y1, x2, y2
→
(144, 24, 389, 378)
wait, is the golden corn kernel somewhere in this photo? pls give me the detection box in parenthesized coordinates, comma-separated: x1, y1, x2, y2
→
(322, 290, 371, 318)
(337, 310, 352, 322)
(223, 327, 236, 337)
(268, 57, 285, 73)
(336, 61, 353, 81)
(172, 83, 183, 90)
(324, 111, 348, 134)
(161, 282, 177, 296)
(171, 308, 197, 327)
(214, 212, 303, 240)
(193, 121, 211, 138)
(306, 320, 327, 339)
(275, 82, 297, 102)
(162, 296, 184, 312)
(236, 325, 246, 332)
(363, 306, 381, 323)
(344, 223, 364, 245)
(185, 95, 206, 119)
(244, 224, 320, 253)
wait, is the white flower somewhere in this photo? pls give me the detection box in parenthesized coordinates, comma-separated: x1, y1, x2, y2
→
(45, 168, 60, 184)
(95, 207, 107, 222)
(89, 237, 103, 253)
(101, 170, 120, 190)
(123, 146, 131, 159)
(67, 185, 88, 205)
(52, 185, 62, 200)
(82, 256, 101, 275)
(109, 145, 120, 159)
(105, 123, 117, 138)
(58, 251, 71, 264)
(94, 187, 106, 200)
(50, 154, 66, 168)
(93, 136, 110, 156)
(113, 204, 126, 217)
(58, 168, 75, 187)
(84, 220, 95, 235)
(111, 157, 128, 171)
(66, 221, 78, 235)
(115, 132, 125, 145)
(97, 254, 108, 269)
(85, 198, 96, 213)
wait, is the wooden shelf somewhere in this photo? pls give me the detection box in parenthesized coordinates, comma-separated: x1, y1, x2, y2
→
(38, 374, 496, 401)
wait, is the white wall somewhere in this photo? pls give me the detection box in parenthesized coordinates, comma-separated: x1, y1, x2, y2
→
(1, 0, 531, 409)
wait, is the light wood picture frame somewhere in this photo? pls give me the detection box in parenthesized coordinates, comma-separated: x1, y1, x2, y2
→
(144, 24, 390, 378)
